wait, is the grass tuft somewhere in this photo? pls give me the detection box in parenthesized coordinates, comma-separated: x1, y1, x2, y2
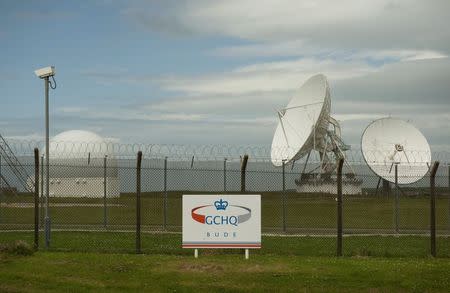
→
(0, 240, 34, 256)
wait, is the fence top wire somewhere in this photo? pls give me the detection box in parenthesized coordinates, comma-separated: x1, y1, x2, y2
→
(4, 139, 450, 164)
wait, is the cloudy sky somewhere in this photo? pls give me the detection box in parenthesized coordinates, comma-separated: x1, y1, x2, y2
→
(1, 0, 449, 151)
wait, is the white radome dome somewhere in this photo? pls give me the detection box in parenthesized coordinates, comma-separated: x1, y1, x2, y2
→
(52, 130, 104, 143)
(47, 130, 113, 159)
(39, 130, 120, 198)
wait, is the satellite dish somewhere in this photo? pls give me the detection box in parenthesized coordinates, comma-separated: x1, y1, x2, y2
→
(271, 74, 330, 166)
(271, 74, 350, 166)
(361, 117, 431, 184)
(270, 74, 360, 194)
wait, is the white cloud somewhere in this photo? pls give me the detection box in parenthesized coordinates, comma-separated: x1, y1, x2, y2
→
(401, 50, 448, 61)
(57, 107, 207, 122)
(125, 0, 450, 51)
(353, 50, 448, 62)
(156, 58, 378, 95)
(211, 41, 448, 62)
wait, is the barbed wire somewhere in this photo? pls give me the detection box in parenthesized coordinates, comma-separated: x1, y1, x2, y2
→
(4, 139, 450, 163)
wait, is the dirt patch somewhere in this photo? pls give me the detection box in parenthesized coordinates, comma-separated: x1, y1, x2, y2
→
(111, 263, 134, 273)
(241, 263, 291, 273)
(178, 262, 290, 274)
(178, 263, 224, 273)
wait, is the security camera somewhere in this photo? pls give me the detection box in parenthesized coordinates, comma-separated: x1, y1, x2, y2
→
(34, 66, 55, 78)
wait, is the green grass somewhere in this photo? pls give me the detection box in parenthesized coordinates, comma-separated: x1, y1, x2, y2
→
(1, 231, 449, 257)
(1, 192, 449, 233)
(1, 230, 449, 291)
(0, 251, 449, 292)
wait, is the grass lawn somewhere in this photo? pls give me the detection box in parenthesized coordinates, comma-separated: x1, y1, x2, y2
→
(0, 251, 449, 292)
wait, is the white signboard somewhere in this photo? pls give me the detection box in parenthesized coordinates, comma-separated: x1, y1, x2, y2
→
(182, 194, 261, 249)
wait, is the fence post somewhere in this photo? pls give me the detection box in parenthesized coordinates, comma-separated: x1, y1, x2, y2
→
(282, 160, 286, 233)
(240, 155, 248, 193)
(163, 156, 168, 230)
(103, 155, 107, 228)
(223, 158, 227, 192)
(430, 161, 439, 257)
(34, 148, 39, 249)
(448, 164, 450, 233)
(337, 158, 344, 257)
(394, 163, 399, 234)
(136, 151, 142, 254)
(382, 179, 390, 197)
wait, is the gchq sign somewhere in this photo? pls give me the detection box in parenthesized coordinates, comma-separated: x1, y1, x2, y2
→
(182, 195, 261, 249)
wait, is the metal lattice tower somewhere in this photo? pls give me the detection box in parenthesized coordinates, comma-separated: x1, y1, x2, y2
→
(0, 134, 33, 192)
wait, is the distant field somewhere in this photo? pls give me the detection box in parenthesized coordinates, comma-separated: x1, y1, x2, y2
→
(0, 192, 449, 234)
(0, 251, 449, 292)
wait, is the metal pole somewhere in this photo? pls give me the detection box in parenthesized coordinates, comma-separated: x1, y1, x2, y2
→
(40, 154, 44, 227)
(223, 158, 227, 192)
(103, 155, 107, 228)
(448, 164, 450, 233)
(282, 160, 286, 233)
(430, 161, 439, 257)
(34, 148, 39, 249)
(337, 158, 344, 257)
(164, 156, 168, 230)
(394, 163, 399, 234)
(136, 151, 142, 254)
(44, 76, 51, 248)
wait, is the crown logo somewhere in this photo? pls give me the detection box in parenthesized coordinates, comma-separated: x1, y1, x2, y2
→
(214, 199, 228, 210)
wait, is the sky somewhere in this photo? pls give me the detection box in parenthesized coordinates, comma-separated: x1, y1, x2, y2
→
(1, 0, 449, 151)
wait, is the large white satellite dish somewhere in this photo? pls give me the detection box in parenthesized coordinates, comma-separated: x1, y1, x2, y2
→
(270, 74, 360, 194)
(361, 117, 431, 184)
(271, 74, 331, 166)
(271, 74, 349, 167)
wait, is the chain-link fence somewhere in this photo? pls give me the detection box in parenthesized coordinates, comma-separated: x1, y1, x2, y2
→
(0, 142, 449, 257)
